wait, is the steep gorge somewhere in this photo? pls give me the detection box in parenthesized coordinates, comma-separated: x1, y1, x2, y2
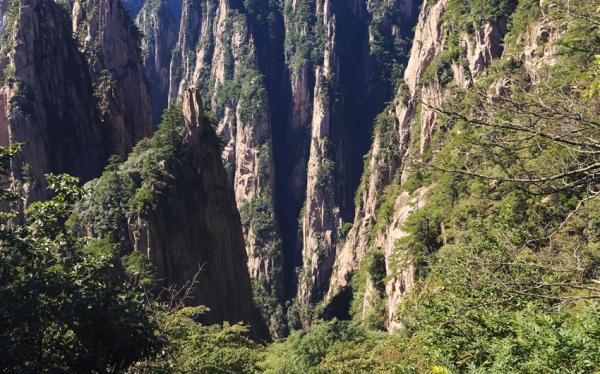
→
(333, 0, 510, 329)
(1, 0, 582, 341)
(2, 0, 599, 371)
(129, 0, 420, 333)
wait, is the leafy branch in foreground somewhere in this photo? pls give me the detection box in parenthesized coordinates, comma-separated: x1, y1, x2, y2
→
(426, 78, 600, 245)
(0, 169, 159, 372)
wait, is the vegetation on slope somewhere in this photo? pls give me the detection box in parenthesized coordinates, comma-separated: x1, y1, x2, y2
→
(332, 0, 600, 372)
(0, 108, 262, 373)
(0, 148, 158, 372)
(2, 0, 600, 372)
(264, 1, 600, 372)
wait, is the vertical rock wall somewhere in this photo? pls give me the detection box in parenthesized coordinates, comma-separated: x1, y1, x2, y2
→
(126, 89, 267, 337)
(129, 0, 420, 330)
(332, 0, 515, 329)
(0, 0, 152, 203)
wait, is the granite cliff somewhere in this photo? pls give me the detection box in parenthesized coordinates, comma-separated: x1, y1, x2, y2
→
(0, 0, 152, 204)
(78, 88, 267, 337)
(127, 0, 420, 333)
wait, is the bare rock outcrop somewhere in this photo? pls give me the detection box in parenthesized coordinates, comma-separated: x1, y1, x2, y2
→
(128, 89, 266, 336)
(378, 188, 427, 330)
(297, 0, 341, 310)
(516, 7, 562, 82)
(0, 0, 153, 204)
(170, 0, 281, 303)
(130, 0, 420, 330)
(72, 0, 153, 157)
(0, 0, 105, 203)
(295, 0, 420, 318)
(327, 0, 449, 305)
(137, 0, 180, 123)
(80, 88, 267, 338)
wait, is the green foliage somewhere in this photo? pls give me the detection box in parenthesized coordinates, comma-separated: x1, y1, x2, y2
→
(135, 0, 163, 59)
(367, 251, 386, 294)
(243, 0, 280, 31)
(442, 0, 517, 27)
(350, 250, 388, 330)
(200, 7, 269, 129)
(324, 2, 600, 373)
(503, 0, 541, 52)
(93, 69, 116, 116)
(78, 104, 187, 246)
(260, 319, 417, 373)
(392, 203, 443, 277)
(421, 0, 521, 85)
(394, 237, 600, 371)
(550, 0, 600, 94)
(371, 2, 600, 370)
(315, 158, 335, 188)
(130, 307, 261, 373)
(0, 0, 19, 58)
(0, 143, 21, 209)
(283, 0, 325, 78)
(4, 2, 600, 372)
(589, 54, 600, 98)
(0, 0, 18, 85)
(0, 170, 159, 372)
(261, 320, 362, 373)
(369, 1, 412, 98)
(483, 303, 600, 373)
(422, 48, 462, 85)
(239, 189, 285, 337)
(123, 250, 157, 288)
(2, 63, 15, 85)
(0, 135, 264, 373)
(370, 177, 403, 241)
(240, 190, 278, 247)
(354, 107, 403, 210)
(341, 221, 353, 237)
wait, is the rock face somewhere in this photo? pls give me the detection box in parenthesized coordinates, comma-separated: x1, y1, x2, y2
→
(72, 0, 153, 157)
(377, 187, 427, 330)
(329, 0, 515, 329)
(0, 0, 102, 202)
(147, 0, 284, 335)
(75, 87, 267, 337)
(118, 0, 539, 333)
(130, 0, 420, 332)
(0, 0, 9, 31)
(136, 0, 180, 123)
(275, 0, 420, 314)
(0, 0, 152, 203)
(518, 15, 561, 82)
(126, 89, 266, 336)
(327, 0, 450, 313)
(1, 0, 265, 337)
(1, 0, 558, 338)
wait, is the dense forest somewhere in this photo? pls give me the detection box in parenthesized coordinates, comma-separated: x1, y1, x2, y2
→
(1, 0, 600, 372)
